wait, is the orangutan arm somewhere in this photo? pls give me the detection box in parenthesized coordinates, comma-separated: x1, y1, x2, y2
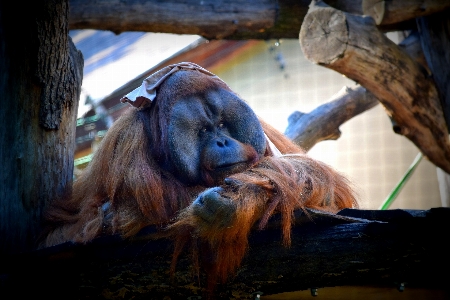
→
(176, 154, 357, 245)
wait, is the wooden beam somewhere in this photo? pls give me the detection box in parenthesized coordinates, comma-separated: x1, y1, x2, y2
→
(299, 0, 450, 174)
(2, 208, 449, 299)
(68, 0, 310, 39)
(285, 29, 431, 151)
(324, 0, 363, 15)
(324, 0, 419, 32)
(68, 0, 419, 39)
(398, 31, 431, 73)
(417, 10, 450, 131)
(362, 0, 450, 26)
(284, 86, 378, 151)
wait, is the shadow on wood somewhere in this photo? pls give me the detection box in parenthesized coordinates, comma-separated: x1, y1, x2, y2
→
(1, 208, 449, 299)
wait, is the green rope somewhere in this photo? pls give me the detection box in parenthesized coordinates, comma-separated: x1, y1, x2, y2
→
(379, 152, 423, 210)
(74, 154, 93, 166)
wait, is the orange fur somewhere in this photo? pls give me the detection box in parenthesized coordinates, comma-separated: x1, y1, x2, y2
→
(259, 118, 304, 155)
(41, 108, 200, 247)
(167, 154, 357, 293)
(40, 69, 358, 299)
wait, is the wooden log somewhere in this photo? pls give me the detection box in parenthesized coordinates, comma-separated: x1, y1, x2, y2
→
(324, 0, 363, 15)
(299, 0, 450, 174)
(398, 31, 431, 74)
(417, 10, 450, 131)
(324, 0, 418, 32)
(68, 0, 310, 39)
(68, 0, 417, 39)
(284, 86, 378, 151)
(362, 0, 450, 26)
(2, 208, 449, 299)
(285, 30, 429, 151)
(0, 1, 84, 256)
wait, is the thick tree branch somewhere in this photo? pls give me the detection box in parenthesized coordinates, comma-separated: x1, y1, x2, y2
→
(417, 10, 450, 131)
(285, 30, 429, 151)
(2, 208, 449, 299)
(299, 0, 450, 174)
(398, 31, 431, 74)
(324, 0, 417, 32)
(362, 0, 450, 26)
(285, 86, 378, 151)
(68, 0, 417, 39)
(68, 0, 309, 39)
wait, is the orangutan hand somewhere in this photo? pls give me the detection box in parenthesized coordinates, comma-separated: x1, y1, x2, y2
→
(191, 186, 237, 229)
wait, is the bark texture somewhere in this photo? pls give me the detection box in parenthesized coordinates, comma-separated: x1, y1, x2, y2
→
(0, 0, 83, 255)
(285, 86, 379, 151)
(299, 0, 450, 174)
(2, 208, 449, 299)
(362, 0, 450, 26)
(68, 0, 418, 39)
(69, 0, 310, 39)
(417, 10, 450, 131)
(286, 29, 431, 151)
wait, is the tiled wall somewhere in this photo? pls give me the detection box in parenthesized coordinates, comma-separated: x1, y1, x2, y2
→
(214, 39, 441, 210)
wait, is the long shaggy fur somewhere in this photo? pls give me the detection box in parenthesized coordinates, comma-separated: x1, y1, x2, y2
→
(41, 108, 198, 247)
(167, 153, 357, 292)
(40, 70, 358, 298)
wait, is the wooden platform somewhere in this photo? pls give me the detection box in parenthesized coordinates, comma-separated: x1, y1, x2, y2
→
(1, 208, 449, 299)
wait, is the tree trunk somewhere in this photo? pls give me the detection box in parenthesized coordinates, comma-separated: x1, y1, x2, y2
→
(416, 9, 450, 207)
(299, 0, 450, 174)
(416, 10, 450, 131)
(0, 0, 83, 255)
